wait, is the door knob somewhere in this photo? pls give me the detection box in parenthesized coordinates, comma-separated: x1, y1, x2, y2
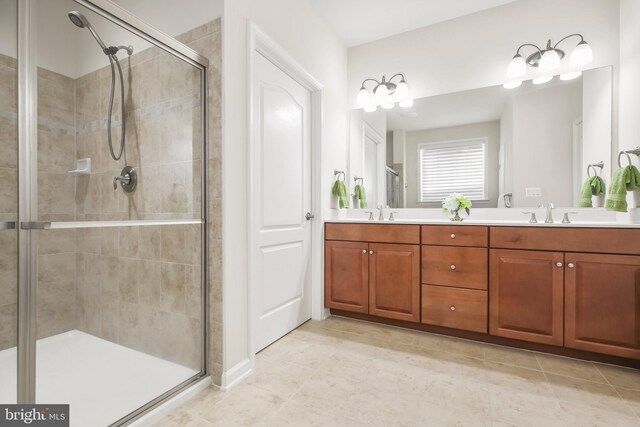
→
(305, 212, 314, 220)
(556, 262, 563, 268)
(567, 262, 575, 268)
(362, 249, 367, 254)
(450, 306, 456, 311)
(450, 234, 456, 239)
(369, 250, 374, 255)
(450, 264, 456, 270)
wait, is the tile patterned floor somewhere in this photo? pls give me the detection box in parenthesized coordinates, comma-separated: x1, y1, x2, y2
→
(154, 316, 640, 426)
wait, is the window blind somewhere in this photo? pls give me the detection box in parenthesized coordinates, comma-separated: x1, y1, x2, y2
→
(419, 139, 486, 202)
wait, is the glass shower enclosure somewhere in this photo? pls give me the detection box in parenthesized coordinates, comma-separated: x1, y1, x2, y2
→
(0, 0, 208, 425)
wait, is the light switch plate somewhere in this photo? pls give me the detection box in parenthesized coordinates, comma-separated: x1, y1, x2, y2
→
(526, 187, 542, 197)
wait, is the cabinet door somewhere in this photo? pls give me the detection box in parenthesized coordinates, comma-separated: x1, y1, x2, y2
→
(565, 253, 640, 359)
(324, 241, 369, 313)
(489, 249, 564, 346)
(369, 243, 420, 322)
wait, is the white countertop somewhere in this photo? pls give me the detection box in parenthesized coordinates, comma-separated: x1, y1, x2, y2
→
(324, 208, 640, 228)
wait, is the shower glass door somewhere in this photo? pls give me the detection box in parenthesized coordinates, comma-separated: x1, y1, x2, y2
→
(0, 0, 18, 406)
(12, 1, 209, 425)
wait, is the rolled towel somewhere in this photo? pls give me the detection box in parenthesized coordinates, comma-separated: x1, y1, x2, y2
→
(605, 165, 640, 212)
(332, 179, 349, 208)
(579, 176, 606, 207)
(353, 184, 367, 208)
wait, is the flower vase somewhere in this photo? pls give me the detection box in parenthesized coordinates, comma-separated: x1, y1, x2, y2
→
(450, 210, 463, 222)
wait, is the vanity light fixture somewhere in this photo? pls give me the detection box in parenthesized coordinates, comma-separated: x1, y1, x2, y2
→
(357, 73, 411, 111)
(504, 34, 593, 88)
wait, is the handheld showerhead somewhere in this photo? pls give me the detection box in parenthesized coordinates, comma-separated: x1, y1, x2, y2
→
(67, 11, 88, 28)
(68, 10, 108, 51)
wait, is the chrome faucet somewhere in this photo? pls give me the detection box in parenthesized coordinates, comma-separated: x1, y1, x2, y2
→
(377, 205, 385, 221)
(539, 203, 555, 223)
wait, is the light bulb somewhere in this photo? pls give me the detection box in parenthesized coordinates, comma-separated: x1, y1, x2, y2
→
(569, 41, 593, 67)
(382, 102, 395, 109)
(503, 80, 522, 89)
(356, 87, 370, 107)
(399, 99, 413, 108)
(374, 83, 389, 104)
(364, 104, 377, 113)
(560, 71, 582, 81)
(533, 75, 553, 85)
(394, 80, 409, 100)
(506, 54, 527, 78)
(538, 49, 561, 72)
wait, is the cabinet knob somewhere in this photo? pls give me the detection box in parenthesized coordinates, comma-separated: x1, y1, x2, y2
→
(450, 234, 456, 239)
(567, 262, 575, 268)
(362, 249, 367, 254)
(450, 264, 456, 270)
(369, 250, 374, 255)
(450, 305, 456, 311)
(556, 262, 563, 268)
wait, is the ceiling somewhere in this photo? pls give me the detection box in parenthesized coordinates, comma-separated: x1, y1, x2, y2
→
(308, 0, 519, 47)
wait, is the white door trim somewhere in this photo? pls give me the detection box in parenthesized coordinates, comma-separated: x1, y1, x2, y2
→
(247, 22, 324, 369)
(362, 121, 385, 208)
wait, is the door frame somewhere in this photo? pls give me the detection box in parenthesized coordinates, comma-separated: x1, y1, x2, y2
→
(247, 22, 324, 367)
(361, 121, 385, 209)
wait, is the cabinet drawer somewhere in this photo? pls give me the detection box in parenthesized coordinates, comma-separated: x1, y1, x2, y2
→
(421, 285, 487, 333)
(326, 223, 420, 244)
(422, 225, 488, 247)
(490, 227, 640, 255)
(422, 246, 487, 290)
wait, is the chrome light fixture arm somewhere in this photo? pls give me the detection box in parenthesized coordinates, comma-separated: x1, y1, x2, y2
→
(552, 33, 585, 50)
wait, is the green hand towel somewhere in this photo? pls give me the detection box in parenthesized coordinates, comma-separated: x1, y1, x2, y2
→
(332, 179, 349, 208)
(605, 166, 640, 212)
(353, 184, 367, 208)
(579, 176, 606, 207)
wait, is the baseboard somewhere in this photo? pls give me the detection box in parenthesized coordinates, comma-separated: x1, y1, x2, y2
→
(128, 376, 212, 427)
(220, 357, 253, 391)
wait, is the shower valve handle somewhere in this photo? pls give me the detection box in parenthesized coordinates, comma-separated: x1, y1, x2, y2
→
(113, 173, 131, 190)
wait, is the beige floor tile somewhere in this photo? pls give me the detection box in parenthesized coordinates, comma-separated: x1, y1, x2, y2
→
(545, 373, 636, 416)
(595, 363, 640, 390)
(244, 360, 314, 399)
(483, 345, 541, 370)
(536, 353, 607, 383)
(200, 383, 284, 426)
(161, 316, 640, 427)
(555, 401, 640, 426)
(615, 386, 640, 418)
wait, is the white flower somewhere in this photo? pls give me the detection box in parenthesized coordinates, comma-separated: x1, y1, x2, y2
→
(442, 197, 459, 212)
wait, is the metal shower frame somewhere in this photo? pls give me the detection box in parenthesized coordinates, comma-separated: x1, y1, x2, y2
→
(15, 0, 210, 425)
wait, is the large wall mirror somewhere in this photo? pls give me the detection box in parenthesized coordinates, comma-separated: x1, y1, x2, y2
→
(349, 66, 613, 209)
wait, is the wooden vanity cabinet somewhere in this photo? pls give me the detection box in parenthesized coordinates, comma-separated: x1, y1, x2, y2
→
(324, 241, 369, 313)
(489, 249, 564, 346)
(564, 253, 640, 359)
(324, 224, 421, 322)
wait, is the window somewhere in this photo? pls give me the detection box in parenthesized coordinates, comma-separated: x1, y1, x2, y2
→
(418, 138, 487, 203)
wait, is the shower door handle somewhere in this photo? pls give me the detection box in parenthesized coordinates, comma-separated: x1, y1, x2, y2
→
(20, 221, 51, 230)
(0, 221, 16, 230)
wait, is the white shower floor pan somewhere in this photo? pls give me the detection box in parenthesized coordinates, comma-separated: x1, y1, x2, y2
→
(0, 330, 198, 427)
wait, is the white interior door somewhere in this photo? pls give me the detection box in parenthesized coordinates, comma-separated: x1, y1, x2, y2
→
(252, 53, 312, 351)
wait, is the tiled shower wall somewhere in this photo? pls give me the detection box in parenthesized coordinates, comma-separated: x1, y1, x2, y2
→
(0, 53, 17, 351)
(0, 19, 223, 384)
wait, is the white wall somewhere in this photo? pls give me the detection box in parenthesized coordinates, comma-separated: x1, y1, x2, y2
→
(29, 0, 222, 78)
(222, 0, 347, 379)
(619, 0, 640, 154)
(0, 0, 17, 58)
(508, 82, 583, 207)
(404, 121, 500, 209)
(347, 0, 619, 109)
(582, 67, 613, 184)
